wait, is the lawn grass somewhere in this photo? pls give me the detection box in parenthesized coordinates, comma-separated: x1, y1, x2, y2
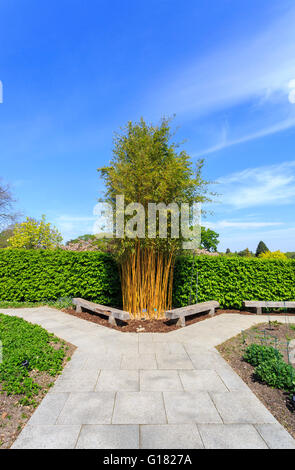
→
(0, 297, 74, 310)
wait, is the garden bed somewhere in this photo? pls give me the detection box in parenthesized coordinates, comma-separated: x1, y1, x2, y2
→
(62, 307, 295, 333)
(0, 314, 75, 448)
(217, 322, 295, 439)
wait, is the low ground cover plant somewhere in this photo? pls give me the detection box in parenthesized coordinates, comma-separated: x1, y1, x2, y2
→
(0, 313, 66, 405)
(243, 343, 295, 393)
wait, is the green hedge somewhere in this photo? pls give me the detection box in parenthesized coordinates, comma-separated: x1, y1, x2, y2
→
(0, 249, 122, 306)
(173, 255, 295, 309)
(1, 251, 295, 310)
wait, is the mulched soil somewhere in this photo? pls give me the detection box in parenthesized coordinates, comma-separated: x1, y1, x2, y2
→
(62, 306, 295, 333)
(0, 340, 76, 449)
(217, 322, 295, 439)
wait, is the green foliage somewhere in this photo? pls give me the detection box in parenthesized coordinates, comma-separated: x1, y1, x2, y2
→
(98, 117, 213, 255)
(243, 344, 283, 367)
(0, 249, 122, 306)
(0, 313, 66, 404)
(255, 241, 269, 257)
(8, 215, 62, 249)
(237, 248, 253, 257)
(286, 252, 295, 259)
(200, 227, 219, 252)
(259, 250, 287, 260)
(173, 255, 295, 309)
(255, 358, 295, 392)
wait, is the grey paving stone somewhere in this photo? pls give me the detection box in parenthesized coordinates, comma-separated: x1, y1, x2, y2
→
(50, 370, 100, 392)
(28, 393, 69, 425)
(76, 425, 139, 449)
(83, 354, 122, 370)
(121, 354, 157, 370)
(256, 424, 295, 449)
(96, 370, 139, 391)
(112, 392, 167, 424)
(214, 365, 250, 391)
(179, 370, 228, 392)
(198, 424, 268, 449)
(56, 392, 115, 424)
(11, 425, 81, 449)
(163, 391, 222, 424)
(139, 342, 186, 355)
(140, 424, 204, 449)
(211, 391, 277, 424)
(140, 370, 183, 391)
(156, 354, 194, 370)
(186, 350, 228, 369)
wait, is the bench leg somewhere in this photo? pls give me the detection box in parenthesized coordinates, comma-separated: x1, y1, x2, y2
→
(108, 315, 117, 326)
(75, 304, 82, 313)
(176, 317, 185, 327)
(209, 308, 215, 317)
(256, 307, 262, 315)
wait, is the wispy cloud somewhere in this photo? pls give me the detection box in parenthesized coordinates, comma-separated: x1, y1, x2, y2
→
(205, 220, 283, 230)
(218, 161, 295, 208)
(193, 116, 295, 157)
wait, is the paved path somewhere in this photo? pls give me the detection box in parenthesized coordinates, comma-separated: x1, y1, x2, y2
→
(2, 307, 295, 449)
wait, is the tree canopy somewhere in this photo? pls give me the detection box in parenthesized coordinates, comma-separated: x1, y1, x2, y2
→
(8, 215, 62, 249)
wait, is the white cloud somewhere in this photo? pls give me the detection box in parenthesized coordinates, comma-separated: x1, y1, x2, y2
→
(205, 220, 283, 230)
(218, 161, 295, 208)
(193, 117, 295, 157)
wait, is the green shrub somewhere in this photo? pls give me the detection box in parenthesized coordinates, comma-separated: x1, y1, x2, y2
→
(243, 344, 283, 367)
(173, 255, 295, 309)
(0, 249, 122, 306)
(255, 358, 295, 392)
(0, 313, 66, 404)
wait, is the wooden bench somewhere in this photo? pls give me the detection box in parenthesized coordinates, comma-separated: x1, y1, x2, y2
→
(243, 300, 295, 315)
(72, 298, 130, 325)
(165, 301, 220, 327)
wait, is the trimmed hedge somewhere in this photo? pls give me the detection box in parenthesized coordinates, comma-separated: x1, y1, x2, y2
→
(0, 249, 122, 306)
(172, 255, 295, 309)
(1, 251, 295, 310)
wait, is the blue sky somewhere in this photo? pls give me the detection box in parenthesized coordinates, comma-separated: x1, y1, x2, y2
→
(0, 0, 295, 251)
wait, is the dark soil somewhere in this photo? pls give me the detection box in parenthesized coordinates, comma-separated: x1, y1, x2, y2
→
(217, 322, 295, 439)
(0, 340, 76, 449)
(62, 307, 228, 332)
(62, 306, 295, 333)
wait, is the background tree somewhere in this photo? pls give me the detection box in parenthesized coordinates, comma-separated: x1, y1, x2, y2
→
(255, 240, 269, 257)
(8, 215, 62, 249)
(0, 224, 15, 248)
(98, 117, 213, 318)
(238, 248, 253, 257)
(0, 182, 16, 228)
(200, 227, 219, 252)
(226, 248, 231, 254)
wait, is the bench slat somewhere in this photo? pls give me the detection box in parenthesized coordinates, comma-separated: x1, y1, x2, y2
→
(72, 298, 130, 321)
(165, 301, 219, 324)
(243, 301, 295, 308)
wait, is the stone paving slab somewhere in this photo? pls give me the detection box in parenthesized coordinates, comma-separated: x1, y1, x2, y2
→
(163, 391, 223, 424)
(112, 392, 167, 424)
(11, 425, 81, 449)
(56, 392, 115, 425)
(3, 307, 295, 449)
(140, 424, 204, 449)
(198, 424, 268, 449)
(76, 425, 139, 449)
